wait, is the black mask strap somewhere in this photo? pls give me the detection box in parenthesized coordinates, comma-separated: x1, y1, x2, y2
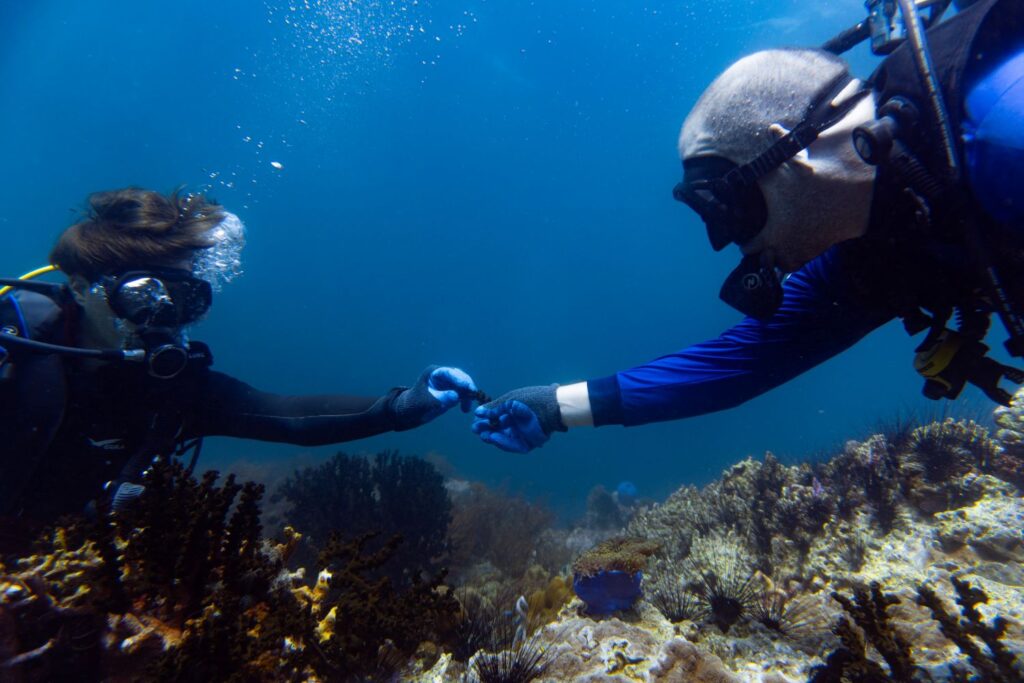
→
(725, 72, 870, 191)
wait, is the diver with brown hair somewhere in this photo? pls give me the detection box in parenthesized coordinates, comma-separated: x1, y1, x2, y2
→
(0, 188, 480, 524)
(473, 0, 1024, 452)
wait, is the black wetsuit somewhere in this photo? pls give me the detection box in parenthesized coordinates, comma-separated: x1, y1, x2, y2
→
(0, 288, 405, 522)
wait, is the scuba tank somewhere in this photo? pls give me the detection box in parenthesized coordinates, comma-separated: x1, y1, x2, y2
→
(823, 0, 1024, 405)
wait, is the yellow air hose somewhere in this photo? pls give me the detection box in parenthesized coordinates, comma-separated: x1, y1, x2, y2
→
(0, 264, 60, 298)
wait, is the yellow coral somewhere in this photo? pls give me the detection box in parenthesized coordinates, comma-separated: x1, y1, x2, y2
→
(527, 574, 574, 627)
(317, 605, 338, 643)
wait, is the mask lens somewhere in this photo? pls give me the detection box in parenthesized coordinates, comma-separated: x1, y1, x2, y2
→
(165, 278, 212, 324)
(113, 277, 174, 325)
(106, 271, 212, 326)
(676, 157, 769, 250)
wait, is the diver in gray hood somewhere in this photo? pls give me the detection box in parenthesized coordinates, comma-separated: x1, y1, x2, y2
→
(474, 0, 1024, 453)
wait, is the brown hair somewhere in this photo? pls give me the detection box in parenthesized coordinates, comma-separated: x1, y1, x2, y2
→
(50, 188, 226, 280)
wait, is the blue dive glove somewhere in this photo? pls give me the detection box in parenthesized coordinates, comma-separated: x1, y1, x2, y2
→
(471, 385, 567, 453)
(391, 365, 480, 430)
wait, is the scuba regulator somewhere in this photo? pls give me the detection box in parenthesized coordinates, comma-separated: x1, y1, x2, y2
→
(0, 266, 210, 381)
(827, 0, 1024, 405)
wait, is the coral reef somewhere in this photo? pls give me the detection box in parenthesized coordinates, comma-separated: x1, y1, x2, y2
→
(6, 397, 1024, 681)
(1, 460, 462, 682)
(681, 532, 760, 634)
(525, 574, 574, 629)
(572, 537, 661, 578)
(272, 450, 452, 585)
(307, 530, 461, 679)
(571, 537, 660, 616)
(446, 481, 558, 581)
(466, 601, 556, 683)
(543, 403, 1024, 682)
(917, 577, 1022, 682)
(827, 582, 916, 681)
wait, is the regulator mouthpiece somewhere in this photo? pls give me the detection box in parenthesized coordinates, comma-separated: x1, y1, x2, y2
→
(720, 255, 784, 321)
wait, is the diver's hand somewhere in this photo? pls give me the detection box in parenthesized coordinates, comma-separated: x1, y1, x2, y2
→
(471, 385, 567, 453)
(391, 365, 479, 430)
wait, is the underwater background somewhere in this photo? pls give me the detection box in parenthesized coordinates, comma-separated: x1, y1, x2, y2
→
(0, 0, 1003, 518)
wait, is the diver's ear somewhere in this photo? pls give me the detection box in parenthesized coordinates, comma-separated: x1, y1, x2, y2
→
(67, 275, 92, 306)
(768, 123, 812, 171)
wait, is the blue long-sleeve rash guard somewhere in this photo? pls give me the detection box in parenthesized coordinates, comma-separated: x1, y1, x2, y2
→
(587, 248, 896, 426)
(588, 42, 1024, 428)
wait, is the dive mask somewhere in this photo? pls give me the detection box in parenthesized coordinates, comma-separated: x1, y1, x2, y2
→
(673, 155, 768, 251)
(673, 71, 869, 252)
(100, 268, 212, 327)
(673, 71, 869, 319)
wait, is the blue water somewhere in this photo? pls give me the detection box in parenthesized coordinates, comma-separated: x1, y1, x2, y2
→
(0, 1, 998, 518)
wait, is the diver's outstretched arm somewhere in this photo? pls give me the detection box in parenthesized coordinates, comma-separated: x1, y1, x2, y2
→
(194, 365, 478, 446)
(473, 247, 896, 452)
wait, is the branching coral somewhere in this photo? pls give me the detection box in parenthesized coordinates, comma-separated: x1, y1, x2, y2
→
(272, 450, 452, 585)
(2, 460, 469, 682)
(807, 615, 892, 683)
(917, 577, 1022, 682)
(1, 461, 317, 681)
(828, 582, 915, 681)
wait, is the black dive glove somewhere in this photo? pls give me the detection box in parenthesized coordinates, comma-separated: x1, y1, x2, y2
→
(471, 385, 567, 453)
(390, 365, 480, 431)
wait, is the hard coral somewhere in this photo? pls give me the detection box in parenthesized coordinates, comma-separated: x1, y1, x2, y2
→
(822, 435, 903, 531)
(917, 577, 1022, 682)
(2, 460, 469, 682)
(828, 582, 916, 681)
(629, 454, 836, 582)
(1, 460, 317, 682)
(273, 450, 452, 586)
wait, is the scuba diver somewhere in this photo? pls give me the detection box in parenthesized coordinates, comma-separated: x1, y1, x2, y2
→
(0, 188, 481, 526)
(473, 0, 1024, 453)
